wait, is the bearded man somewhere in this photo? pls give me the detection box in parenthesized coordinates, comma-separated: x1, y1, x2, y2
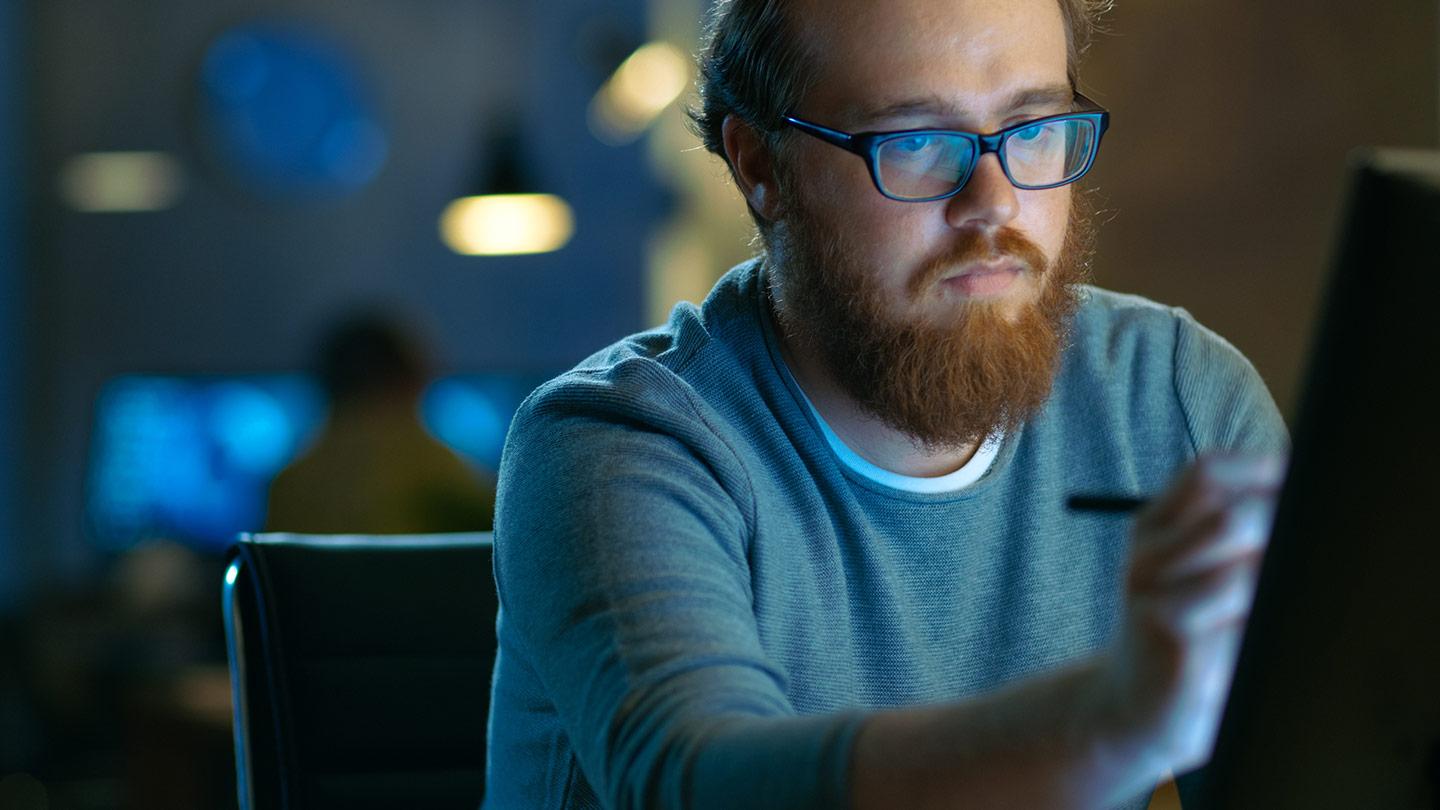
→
(483, 0, 1287, 807)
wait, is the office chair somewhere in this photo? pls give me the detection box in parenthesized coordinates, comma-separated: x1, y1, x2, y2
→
(222, 532, 497, 810)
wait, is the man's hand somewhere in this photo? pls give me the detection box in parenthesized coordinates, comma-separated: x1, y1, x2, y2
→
(1100, 454, 1288, 778)
(850, 454, 1288, 810)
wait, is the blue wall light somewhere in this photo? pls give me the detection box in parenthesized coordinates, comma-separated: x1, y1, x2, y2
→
(196, 22, 388, 198)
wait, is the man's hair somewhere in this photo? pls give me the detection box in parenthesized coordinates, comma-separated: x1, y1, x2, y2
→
(690, 0, 1113, 197)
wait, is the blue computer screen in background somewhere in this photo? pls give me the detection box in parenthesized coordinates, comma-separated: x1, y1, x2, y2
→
(85, 375, 325, 552)
(420, 374, 548, 474)
(85, 372, 547, 552)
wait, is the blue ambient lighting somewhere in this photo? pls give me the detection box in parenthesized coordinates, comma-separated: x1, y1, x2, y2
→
(198, 22, 388, 196)
(208, 382, 297, 474)
(85, 375, 324, 551)
(85, 373, 546, 551)
(421, 375, 547, 473)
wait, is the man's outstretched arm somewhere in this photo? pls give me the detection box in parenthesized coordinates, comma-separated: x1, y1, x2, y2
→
(850, 455, 1283, 809)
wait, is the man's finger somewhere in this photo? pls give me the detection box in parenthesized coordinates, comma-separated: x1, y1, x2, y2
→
(1132, 495, 1275, 588)
(1133, 550, 1263, 636)
(1133, 454, 1285, 555)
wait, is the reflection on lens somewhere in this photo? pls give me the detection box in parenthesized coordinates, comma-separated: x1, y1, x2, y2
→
(1007, 120, 1096, 188)
(877, 134, 974, 200)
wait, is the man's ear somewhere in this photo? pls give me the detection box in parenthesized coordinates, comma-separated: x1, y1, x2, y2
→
(721, 114, 784, 223)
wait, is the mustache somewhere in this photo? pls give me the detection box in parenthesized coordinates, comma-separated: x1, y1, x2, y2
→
(907, 228, 1050, 299)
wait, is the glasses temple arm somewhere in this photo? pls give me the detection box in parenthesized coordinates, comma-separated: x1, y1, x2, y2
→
(783, 116, 858, 151)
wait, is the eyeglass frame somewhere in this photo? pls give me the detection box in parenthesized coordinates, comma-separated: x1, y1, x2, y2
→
(780, 93, 1111, 203)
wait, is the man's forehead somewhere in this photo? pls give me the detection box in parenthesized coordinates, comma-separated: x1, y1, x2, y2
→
(793, 0, 1070, 122)
(844, 84, 1075, 128)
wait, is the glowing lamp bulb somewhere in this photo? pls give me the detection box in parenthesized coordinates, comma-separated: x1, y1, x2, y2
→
(59, 151, 185, 213)
(439, 193, 575, 256)
(589, 42, 691, 145)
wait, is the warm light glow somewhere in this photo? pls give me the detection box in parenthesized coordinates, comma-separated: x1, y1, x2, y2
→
(589, 42, 690, 145)
(58, 151, 184, 212)
(440, 194, 575, 256)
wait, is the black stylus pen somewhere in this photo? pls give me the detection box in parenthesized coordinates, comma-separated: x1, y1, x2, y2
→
(1066, 494, 1149, 514)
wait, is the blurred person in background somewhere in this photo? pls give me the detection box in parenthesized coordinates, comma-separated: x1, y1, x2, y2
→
(265, 312, 495, 534)
(485, 0, 1287, 807)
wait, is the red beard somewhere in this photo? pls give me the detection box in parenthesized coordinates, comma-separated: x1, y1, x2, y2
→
(768, 195, 1096, 452)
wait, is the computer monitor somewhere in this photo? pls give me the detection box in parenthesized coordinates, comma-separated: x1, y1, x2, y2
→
(84, 371, 549, 552)
(1190, 149, 1440, 807)
(421, 372, 549, 473)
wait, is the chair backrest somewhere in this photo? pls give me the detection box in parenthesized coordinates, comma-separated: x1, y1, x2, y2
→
(222, 532, 497, 810)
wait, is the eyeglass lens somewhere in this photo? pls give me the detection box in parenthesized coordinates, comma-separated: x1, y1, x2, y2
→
(874, 118, 1099, 200)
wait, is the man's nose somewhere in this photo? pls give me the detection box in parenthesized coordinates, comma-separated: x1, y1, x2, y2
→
(944, 153, 1020, 230)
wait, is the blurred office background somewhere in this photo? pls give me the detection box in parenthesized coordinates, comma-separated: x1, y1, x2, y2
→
(0, 0, 1435, 807)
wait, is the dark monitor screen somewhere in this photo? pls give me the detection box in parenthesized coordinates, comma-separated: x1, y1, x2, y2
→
(1191, 149, 1440, 807)
(84, 371, 549, 552)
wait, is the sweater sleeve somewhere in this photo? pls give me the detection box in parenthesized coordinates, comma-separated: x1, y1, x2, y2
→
(1171, 308, 1290, 456)
(492, 359, 864, 809)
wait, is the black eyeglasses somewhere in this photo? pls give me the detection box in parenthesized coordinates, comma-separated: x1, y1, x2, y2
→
(782, 94, 1111, 202)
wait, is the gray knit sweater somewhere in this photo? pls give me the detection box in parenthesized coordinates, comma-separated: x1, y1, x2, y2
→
(484, 260, 1288, 809)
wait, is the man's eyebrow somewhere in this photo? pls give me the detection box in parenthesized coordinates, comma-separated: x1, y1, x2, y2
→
(852, 85, 1077, 126)
(850, 95, 955, 124)
(1004, 84, 1077, 112)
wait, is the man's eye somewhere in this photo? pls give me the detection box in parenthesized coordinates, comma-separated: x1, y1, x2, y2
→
(890, 136, 933, 154)
(1013, 124, 1048, 142)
